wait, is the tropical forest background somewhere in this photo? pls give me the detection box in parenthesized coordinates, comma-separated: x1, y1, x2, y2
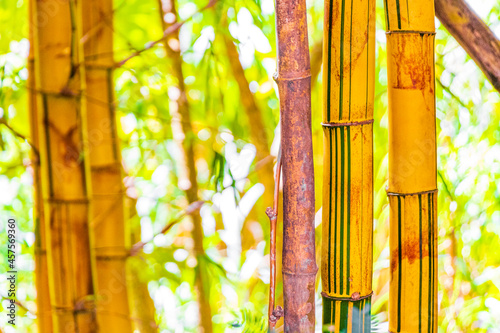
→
(1, 0, 500, 332)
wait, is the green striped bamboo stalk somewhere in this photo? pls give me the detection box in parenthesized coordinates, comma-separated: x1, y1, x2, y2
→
(321, 0, 375, 331)
(384, 0, 438, 331)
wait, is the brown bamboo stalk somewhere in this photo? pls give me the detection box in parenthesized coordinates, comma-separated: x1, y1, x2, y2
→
(80, 0, 133, 330)
(32, 0, 97, 331)
(275, 0, 317, 330)
(28, 0, 52, 331)
(158, 0, 213, 332)
(435, 0, 500, 93)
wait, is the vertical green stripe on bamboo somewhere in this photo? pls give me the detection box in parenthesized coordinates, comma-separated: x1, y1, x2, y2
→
(384, 1, 437, 331)
(389, 192, 437, 332)
(322, 297, 372, 332)
(384, 0, 434, 31)
(322, 124, 373, 298)
(321, 0, 375, 331)
(323, 0, 375, 123)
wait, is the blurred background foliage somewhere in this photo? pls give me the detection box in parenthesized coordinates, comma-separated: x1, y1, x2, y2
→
(1, 0, 500, 331)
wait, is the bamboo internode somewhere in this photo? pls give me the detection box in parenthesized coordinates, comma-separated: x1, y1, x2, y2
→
(384, 0, 438, 331)
(321, 0, 375, 331)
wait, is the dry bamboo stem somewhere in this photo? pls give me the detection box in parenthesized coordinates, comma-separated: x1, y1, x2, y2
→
(321, 0, 375, 331)
(384, 0, 438, 331)
(275, 0, 317, 330)
(80, 0, 133, 331)
(158, 0, 213, 331)
(32, 0, 97, 331)
(435, 0, 500, 93)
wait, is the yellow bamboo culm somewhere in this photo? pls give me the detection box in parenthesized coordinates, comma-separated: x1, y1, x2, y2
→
(384, 0, 438, 332)
(80, 0, 133, 331)
(321, 0, 375, 331)
(126, 198, 158, 333)
(28, 0, 52, 331)
(32, 0, 97, 331)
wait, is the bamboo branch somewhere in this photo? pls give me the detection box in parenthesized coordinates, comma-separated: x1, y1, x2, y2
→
(0, 120, 40, 159)
(266, 148, 283, 332)
(435, 0, 500, 93)
(129, 200, 204, 255)
(1, 295, 34, 315)
(117, 0, 216, 67)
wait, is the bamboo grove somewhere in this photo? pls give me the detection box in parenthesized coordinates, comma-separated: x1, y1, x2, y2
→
(2, 0, 499, 331)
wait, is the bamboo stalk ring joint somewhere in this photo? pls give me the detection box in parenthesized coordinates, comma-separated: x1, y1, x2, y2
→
(322, 119, 374, 127)
(321, 291, 373, 302)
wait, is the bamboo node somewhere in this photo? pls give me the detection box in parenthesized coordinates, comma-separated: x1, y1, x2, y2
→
(282, 269, 318, 276)
(60, 86, 78, 97)
(269, 305, 284, 324)
(266, 207, 277, 220)
(274, 70, 311, 81)
(386, 188, 438, 196)
(322, 119, 374, 127)
(386, 30, 436, 36)
(44, 198, 89, 204)
(321, 291, 373, 302)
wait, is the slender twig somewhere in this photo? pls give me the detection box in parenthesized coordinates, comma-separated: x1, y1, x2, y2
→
(116, 0, 216, 67)
(0, 120, 40, 159)
(129, 200, 204, 255)
(266, 147, 283, 331)
(1, 295, 34, 315)
(436, 76, 468, 109)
